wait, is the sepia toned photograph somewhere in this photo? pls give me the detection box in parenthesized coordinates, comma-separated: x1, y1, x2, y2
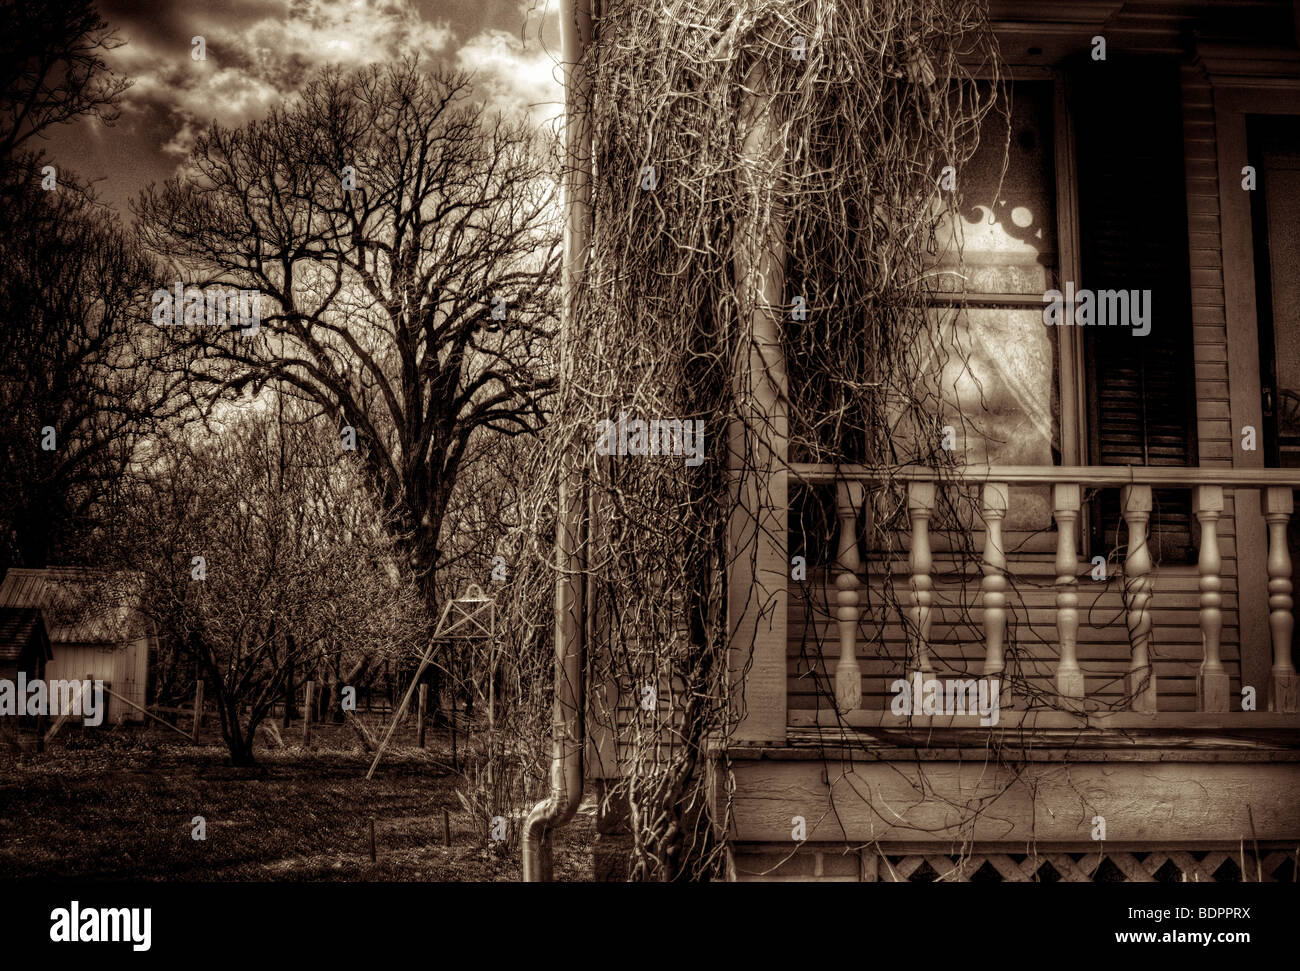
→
(0, 0, 1297, 952)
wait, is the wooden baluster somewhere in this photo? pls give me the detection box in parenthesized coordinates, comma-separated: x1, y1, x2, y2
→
(1053, 484, 1084, 703)
(908, 482, 937, 686)
(1194, 485, 1228, 712)
(1121, 485, 1157, 712)
(981, 483, 1009, 689)
(1263, 487, 1297, 713)
(834, 481, 865, 713)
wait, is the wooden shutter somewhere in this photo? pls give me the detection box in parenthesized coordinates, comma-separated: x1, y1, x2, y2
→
(1073, 56, 1197, 562)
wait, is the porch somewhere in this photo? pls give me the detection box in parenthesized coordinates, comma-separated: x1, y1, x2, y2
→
(724, 720, 1300, 880)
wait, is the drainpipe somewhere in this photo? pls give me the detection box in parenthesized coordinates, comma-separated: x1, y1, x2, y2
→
(522, 0, 595, 883)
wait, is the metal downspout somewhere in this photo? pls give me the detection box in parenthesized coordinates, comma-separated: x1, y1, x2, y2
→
(521, 0, 593, 883)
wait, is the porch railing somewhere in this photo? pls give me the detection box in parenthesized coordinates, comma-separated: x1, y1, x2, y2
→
(791, 464, 1300, 717)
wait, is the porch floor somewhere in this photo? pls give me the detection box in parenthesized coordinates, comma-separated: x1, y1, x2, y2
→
(724, 717, 1300, 762)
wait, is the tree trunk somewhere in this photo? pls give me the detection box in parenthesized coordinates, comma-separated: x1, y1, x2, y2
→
(229, 736, 257, 766)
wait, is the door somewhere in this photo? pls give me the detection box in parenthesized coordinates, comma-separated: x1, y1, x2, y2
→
(1249, 113, 1300, 672)
(1250, 115, 1300, 472)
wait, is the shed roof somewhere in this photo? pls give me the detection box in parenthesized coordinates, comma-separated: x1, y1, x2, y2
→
(0, 568, 148, 645)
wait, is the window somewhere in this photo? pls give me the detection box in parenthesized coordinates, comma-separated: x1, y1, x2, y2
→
(927, 79, 1061, 536)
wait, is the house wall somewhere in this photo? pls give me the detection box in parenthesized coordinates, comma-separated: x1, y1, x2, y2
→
(1184, 60, 1257, 691)
(783, 56, 1269, 720)
(1210, 70, 1300, 698)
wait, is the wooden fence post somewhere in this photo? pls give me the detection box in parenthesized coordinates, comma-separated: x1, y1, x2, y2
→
(192, 680, 204, 742)
(417, 684, 427, 749)
(303, 681, 314, 746)
(283, 660, 294, 729)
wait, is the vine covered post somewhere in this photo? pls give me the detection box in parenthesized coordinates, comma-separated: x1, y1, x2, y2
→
(532, 0, 1006, 878)
(727, 59, 789, 742)
(834, 480, 865, 713)
(1122, 484, 1157, 712)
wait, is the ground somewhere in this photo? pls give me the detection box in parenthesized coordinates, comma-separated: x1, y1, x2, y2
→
(0, 716, 594, 881)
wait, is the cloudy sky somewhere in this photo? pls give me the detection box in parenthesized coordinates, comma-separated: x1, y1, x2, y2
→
(43, 0, 564, 213)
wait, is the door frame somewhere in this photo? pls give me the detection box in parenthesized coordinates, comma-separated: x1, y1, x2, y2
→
(1209, 47, 1300, 697)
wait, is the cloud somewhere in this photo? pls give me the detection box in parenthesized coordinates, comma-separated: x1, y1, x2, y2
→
(247, 0, 453, 74)
(41, 0, 556, 211)
(455, 25, 561, 123)
(105, 0, 453, 134)
(160, 119, 199, 158)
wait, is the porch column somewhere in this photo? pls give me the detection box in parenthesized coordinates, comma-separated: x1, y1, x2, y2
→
(727, 62, 788, 742)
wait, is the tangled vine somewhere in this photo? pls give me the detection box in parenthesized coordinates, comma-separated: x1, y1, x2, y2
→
(493, 0, 1163, 880)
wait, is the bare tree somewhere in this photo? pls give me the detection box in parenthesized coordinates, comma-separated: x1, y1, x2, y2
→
(0, 158, 185, 573)
(0, 0, 129, 185)
(106, 404, 428, 765)
(0, 1, 163, 575)
(134, 59, 562, 641)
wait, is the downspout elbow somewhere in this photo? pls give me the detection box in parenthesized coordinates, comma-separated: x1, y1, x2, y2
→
(522, 466, 586, 882)
(521, 748, 584, 881)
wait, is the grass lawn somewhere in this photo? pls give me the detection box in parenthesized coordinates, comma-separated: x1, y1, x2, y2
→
(0, 717, 593, 881)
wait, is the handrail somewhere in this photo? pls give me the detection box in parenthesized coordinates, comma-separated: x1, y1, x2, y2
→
(790, 463, 1300, 488)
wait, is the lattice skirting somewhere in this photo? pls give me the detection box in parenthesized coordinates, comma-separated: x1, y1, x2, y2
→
(730, 845, 1300, 882)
